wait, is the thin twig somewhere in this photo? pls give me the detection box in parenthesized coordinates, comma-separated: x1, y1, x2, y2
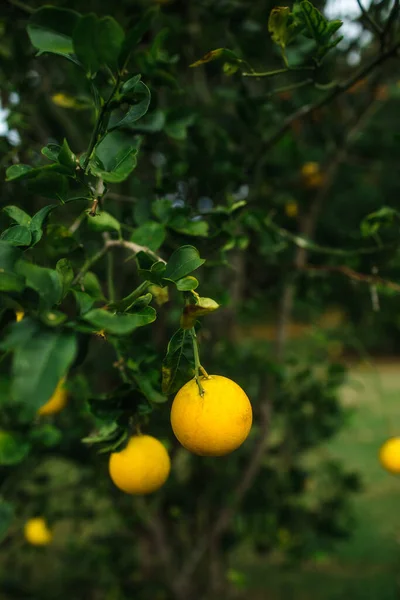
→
(261, 40, 400, 151)
(356, 0, 383, 35)
(381, 0, 400, 46)
(301, 264, 400, 293)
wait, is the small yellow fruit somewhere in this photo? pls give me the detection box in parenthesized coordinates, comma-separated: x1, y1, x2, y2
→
(109, 435, 171, 495)
(301, 162, 325, 188)
(301, 161, 320, 177)
(171, 375, 252, 456)
(15, 310, 24, 322)
(37, 378, 68, 416)
(379, 437, 400, 474)
(24, 518, 52, 546)
(285, 201, 298, 218)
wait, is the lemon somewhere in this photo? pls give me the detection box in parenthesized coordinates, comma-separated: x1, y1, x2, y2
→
(24, 518, 52, 546)
(37, 378, 68, 416)
(379, 437, 400, 474)
(301, 161, 319, 177)
(171, 375, 252, 456)
(109, 435, 171, 495)
(15, 310, 24, 322)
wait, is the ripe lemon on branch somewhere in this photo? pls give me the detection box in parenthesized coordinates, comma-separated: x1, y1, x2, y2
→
(379, 437, 400, 474)
(109, 435, 171, 495)
(24, 517, 52, 546)
(171, 375, 252, 456)
(37, 378, 68, 416)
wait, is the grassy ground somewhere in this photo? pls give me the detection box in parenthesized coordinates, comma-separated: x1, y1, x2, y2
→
(239, 362, 400, 600)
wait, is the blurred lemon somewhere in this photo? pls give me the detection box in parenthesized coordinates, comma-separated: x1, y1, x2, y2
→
(379, 437, 400, 474)
(285, 201, 298, 218)
(15, 310, 24, 322)
(301, 162, 325, 188)
(37, 378, 68, 416)
(24, 518, 52, 546)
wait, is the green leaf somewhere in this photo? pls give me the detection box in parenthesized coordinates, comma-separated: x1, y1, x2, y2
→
(72, 290, 95, 315)
(5, 164, 33, 181)
(131, 222, 166, 252)
(30, 424, 62, 448)
(169, 216, 208, 237)
(138, 260, 166, 286)
(16, 261, 62, 309)
(26, 170, 68, 201)
(268, 6, 303, 49)
(190, 48, 240, 68)
(164, 245, 205, 282)
(41, 143, 61, 162)
(6, 322, 77, 412)
(29, 204, 58, 245)
(296, 1, 342, 51)
(81, 271, 105, 299)
(72, 13, 101, 75)
(90, 145, 138, 183)
(0, 271, 25, 293)
(56, 258, 74, 300)
(175, 276, 199, 291)
(111, 81, 151, 130)
(82, 422, 121, 445)
(87, 211, 121, 234)
(118, 7, 157, 69)
(27, 6, 80, 56)
(162, 328, 194, 394)
(0, 432, 30, 466)
(83, 307, 156, 334)
(58, 138, 77, 171)
(0, 226, 32, 247)
(2, 206, 31, 227)
(97, 16, 125, 70)
(128, 368, 167, 404)
(0, 501, 14, 543)
(0, 241, 22, 271)
(121, 74, 141, 94)
(181, 297, 219, 328)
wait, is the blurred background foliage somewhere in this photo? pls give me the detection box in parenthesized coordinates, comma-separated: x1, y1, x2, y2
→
(1, 0, 400, 599)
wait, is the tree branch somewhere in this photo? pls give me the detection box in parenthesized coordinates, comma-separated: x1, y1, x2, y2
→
(356, 0, 383, 35)
(301, 264, 400, 293)
(262, 41, 400, 151)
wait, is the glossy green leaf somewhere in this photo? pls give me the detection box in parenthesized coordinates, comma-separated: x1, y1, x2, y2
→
(162, 328, 194, 394)
(131, 222, 166, 252)
(169, 216, 209, 237)
(83, 307, 156, 334)
(29, 204, 58, 245)
(58, 138, 77, 171)
(10, 326, 77, 413)
(90, 145, 138, 183)
(72, 290, 95, 315)
(0, 432, 30, 466)
(41, 143, 61, 162)
(97, 16, 125, 70)
(0, 226, 32, 247)
(175, 276, 199, 291)
(2, 206, 31, 227)
(0, 501, 14, 543)
(81, 271, 105, 299)
(73, 13, 101, 75)
(56, 258, 74, 299)
(27, 6, 80, 56)
(87, 211, 121, 234)
(0, 271, 25, 293)
(16, 261, 62, 309)
(5, 164, 33, 182)
(111, 81, 151, 130)
(164, 245, 205, 282)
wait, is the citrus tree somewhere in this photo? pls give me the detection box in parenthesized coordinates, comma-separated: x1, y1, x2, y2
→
(1, 1, 400, 598)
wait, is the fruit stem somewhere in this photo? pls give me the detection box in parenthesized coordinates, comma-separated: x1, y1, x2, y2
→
(200, 365, 210, 378)
(191, 327, 205, 396)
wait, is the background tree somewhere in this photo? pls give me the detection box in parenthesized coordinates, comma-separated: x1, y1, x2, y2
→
(1, 1, 400, 599)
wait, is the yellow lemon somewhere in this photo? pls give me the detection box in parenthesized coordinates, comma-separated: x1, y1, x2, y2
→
(15, 310, 24, 322)
(379, 437, 400, 474)
(37, 378, 68, 416)
(301, 161, 320, 177)
(24, 518, 52, 546)
(285, 201, 298, 218)
(171, 375, 252, 456)
(109, 435, 171, 495)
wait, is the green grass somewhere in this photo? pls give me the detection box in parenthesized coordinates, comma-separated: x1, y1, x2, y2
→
(238, 364, 400, 600)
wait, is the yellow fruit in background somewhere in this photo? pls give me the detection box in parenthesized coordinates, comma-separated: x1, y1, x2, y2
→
(15, 310, 24, 322)
(171, 375, 252, 456)
(301, 162, 325, 189)
(109, 435, 171, 495)
(379, 437, 400, 474)
(24, 518, 52, 546)
(285, 201, 298, 218)
(301, 161, 319, 177)
(37, 378, 68, 416)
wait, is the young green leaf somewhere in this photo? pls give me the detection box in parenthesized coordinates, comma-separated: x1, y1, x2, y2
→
(5, 164, 34, 182)
(87, 211, 121, 234)
(27, 6, 80, 56)
(83, 307, 156, 334)
(58, 138, 77, 172)
(164, 245, 205, 281)
(175, 276, 199, 291)
(0, 226, 32, 247)
(2, 206, 31, 227)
